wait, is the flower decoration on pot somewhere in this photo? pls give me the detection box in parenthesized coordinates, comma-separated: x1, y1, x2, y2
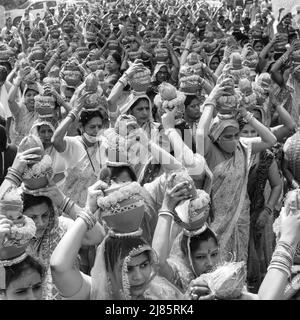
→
(77, 73, 104, 110)
(0, 189, 36, 252)
(60, 57, 84, 88)
(18, 135, 53, 190)
(154, 82, 186, 122)
(216, 77, 239, 115)
(96, 182, 145, 233)
(223, 52, 251, 86)
(43, 65, 61, 93)
(128, 60, 151, 93)
(75, 46, 89, 60)
(198, 261, 247, 299)
(34, 89, 56, 118)
(236, 78, 257, 110)
(179, 75, 203, 96)
(180, 52, 205, 78)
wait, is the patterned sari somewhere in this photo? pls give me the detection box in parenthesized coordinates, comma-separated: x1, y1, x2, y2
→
(207, 141, 252, 263)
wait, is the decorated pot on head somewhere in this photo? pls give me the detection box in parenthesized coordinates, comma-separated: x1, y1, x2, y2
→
(22, 66, 40, 85)
(242, 47, 259, 78)
(154, 82, 186, 122)
(216, 77, 239, 115)
(223, 52, 251, 87)
(107, 36, 119, 51)
(236, 78, 257, 110)
(34, 91, 56, 118)
(179, 53, 205, 78)
(75, 46, 89, 60)
(86, 31, 97, 43)
(18, 135, 53, 190)
(0, 189, 36, 260)
(179, 75, 203, 96)
(43, 65, 61, 93)
(96, 181, 146, 234)
(128, 60, 151, 93)
(154, 40, 169, 63)
(28, 45, 46, 62)
(77, 73, 104, 110)
(273, 32, 289, 52)
(60, 57, 84, 88)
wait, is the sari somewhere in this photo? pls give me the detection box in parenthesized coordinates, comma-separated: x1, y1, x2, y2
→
(206, 140, 252, 263)
(26, 206, 70, 300)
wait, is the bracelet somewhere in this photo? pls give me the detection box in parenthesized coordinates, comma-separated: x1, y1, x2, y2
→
(118, 77, 127, 87)
(264, 206, 273, 215)
(244, 111, 254, 122)
(64, 199, 75, 216)
(158, 210, 174, 220)
(5, 174, 21, 187)
(77, 209, 97, 230)
(67, 111, 77, 121)
(58, 196, 69, 212)
(203, 100, 216, 108)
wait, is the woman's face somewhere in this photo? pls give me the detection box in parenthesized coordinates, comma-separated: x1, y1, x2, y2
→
(130, 100, 150, 126)
(253, 41, 263, 54)
(114, 252, 151, 299)
(240, 123, 258, 138)
(156, 66, 168, 83)
(83, 116, 103, 136)
(5, 269, 42, 300)
(209, 57, 220, 72)
(217, 126, 240, 154)
(24, 202, 51, 238)
(106, 55, 119, 73)
(38, 124, 53, 148)
(192, 238, 219, 276)
(185, 98, 202, 121)
(24, 90, 38, 111)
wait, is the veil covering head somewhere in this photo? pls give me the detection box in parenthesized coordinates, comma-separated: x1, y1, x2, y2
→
(90, 235, 158, 300)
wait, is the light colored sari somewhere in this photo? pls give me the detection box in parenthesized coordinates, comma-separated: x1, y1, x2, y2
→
(207, 141, 252, 263)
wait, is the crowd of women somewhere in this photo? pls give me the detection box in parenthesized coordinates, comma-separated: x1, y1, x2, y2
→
(1, 0, 300, 300)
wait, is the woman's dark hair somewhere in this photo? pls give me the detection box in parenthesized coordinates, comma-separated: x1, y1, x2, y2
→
(181, 227, 218, 257)
(130, 97, 149, 111)
(100, 165, 137, 183)
(0, 65, 8, 82)
(104, 236, 149, 271)
(22, 193, 53, 212)
(110, 51, 122, 67)
(0, 62, 11, 75)
(79, 109, 104, 127)
(3, 255, 45, 290)
(0, 125, 7, 151)
(184, 95, 199, 108)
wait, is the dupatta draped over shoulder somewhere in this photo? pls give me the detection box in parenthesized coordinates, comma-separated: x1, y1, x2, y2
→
(206, 117, 253, 263)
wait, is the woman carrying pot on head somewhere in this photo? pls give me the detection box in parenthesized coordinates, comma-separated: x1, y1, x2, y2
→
(7, 67, 42, 146)
(0, 145, 105, 299)
(196, 79, 277, 263)
(50, 180, 184, 300)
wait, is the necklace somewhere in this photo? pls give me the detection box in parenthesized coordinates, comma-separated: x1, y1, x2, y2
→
(81, 137, 100, 173)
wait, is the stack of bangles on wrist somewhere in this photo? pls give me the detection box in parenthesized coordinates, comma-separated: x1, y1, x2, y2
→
(158, 209, 174, 220)
(203, 100, 216, 108)
(67, 110, 78, 122)
(58, 196, 75, 216)
(264, 206, 273, 215)
(118, 74, 129, 87)
(5, 167, 23, 187)
(267, 241, 296, 277)
(76, 209, 97, 230)
(244, 111, 254, 122)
